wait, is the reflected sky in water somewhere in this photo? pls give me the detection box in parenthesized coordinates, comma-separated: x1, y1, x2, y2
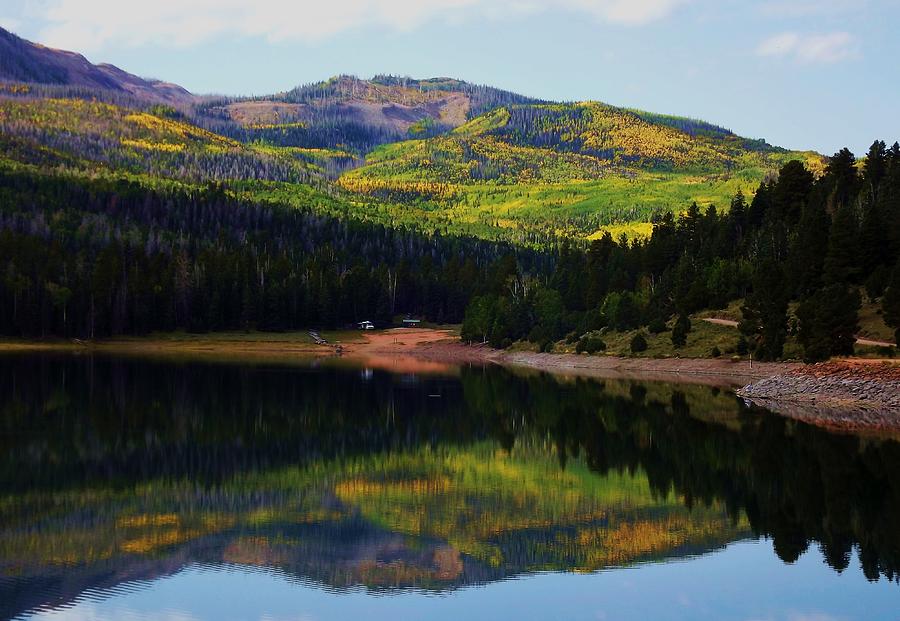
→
(1, 353, 899, 620)
(16, 543, 899, 621)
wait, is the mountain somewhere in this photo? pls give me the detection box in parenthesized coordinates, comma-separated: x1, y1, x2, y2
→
(0, 97, 322, 186)
(339, 101, 825, 238)
(195, 75, 539, 160)
(0, 26, 828, 241)
(0, 27, 192, 103)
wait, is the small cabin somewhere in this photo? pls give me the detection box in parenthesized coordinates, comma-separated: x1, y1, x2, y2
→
(402, 318, 422, 328)
(357, 320, 375, 331)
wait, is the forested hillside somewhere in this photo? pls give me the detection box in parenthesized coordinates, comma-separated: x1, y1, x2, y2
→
(194, 75, 538, 173)
(0, 166, 548, 337)
(0, 97, 324, 185)
(341, 102, 825, 238)
(461, 142, 900, 360)
(2, 26, 898, 359)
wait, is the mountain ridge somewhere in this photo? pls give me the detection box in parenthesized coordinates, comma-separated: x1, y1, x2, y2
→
(0, 25, 827, 241)
(0, 27, 800, 164)
(0, 26, 193, 103)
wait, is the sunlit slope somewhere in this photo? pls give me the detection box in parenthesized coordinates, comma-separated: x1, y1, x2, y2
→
(340, 102, 825, 238)
(0, 97, 323, 183)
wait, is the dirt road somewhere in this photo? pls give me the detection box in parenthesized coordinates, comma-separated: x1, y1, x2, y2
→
(701, 318, 896, 348)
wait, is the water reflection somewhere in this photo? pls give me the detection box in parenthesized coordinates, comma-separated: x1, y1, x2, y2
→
(0, 354, 898, 619)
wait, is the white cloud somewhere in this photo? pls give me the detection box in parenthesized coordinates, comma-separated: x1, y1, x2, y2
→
(756, 31, 859, 63)
(759, 0, 867, 18)
(32, 0, 687, 52)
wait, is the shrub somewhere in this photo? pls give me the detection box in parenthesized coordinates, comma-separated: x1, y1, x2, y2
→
(736, 336, 749, 355)
(648, 318, 668, 334)
(630, 332, 648, 353)
(711, 346, 722, 358)
(576, 335, 607, 354)
(876, 346, 895, 358)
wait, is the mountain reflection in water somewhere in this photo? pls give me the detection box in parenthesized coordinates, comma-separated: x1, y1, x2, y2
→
(0, 354, 898, 620)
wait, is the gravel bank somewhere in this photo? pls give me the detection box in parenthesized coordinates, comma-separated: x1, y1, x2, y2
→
(738, 362, 900, 431)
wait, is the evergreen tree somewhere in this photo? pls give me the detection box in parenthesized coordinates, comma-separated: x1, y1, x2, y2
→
(822, 203, 860, 285)
(728, 190, 747, 248)
(797, 285, 861, 362)
(789, 197, 831, 296)
(671, 314, 691, 349)
(863, 140, 888, 202)
(739, 259, 789, 361)
(824, 148, 860, 211)
(883, 262, 900, 346)
(773, 160, 815, 225)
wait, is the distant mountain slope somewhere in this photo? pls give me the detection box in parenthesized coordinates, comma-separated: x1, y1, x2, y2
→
(359, 102, 819, 180)
(0, 97, 321, 185)
(339, 102, 825, 238)
(0, 26, 827, 241)
(0, 27, 193, 103)
(197, 75, 539, 159)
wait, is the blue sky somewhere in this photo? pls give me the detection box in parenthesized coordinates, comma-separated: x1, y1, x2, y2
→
(1, 0, 897, 154)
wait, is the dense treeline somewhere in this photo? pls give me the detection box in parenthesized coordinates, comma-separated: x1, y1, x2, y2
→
(463, 141, 900, 361)
(0, 167, 548, 337)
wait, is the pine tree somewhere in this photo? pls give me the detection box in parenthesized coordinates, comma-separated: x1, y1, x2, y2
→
(728, 190, 747, 249)
(671, 314, 691, 349)
(790, 198, 831, 296)
(739, 259, 789, 361)
(822, 203, 860, 285)
(773, 160, 814, 225)
(797, 285, 861, 362)
(863, 140, 887, 202)
(883, 262, 900, 346)
(825, 148, 860, 211)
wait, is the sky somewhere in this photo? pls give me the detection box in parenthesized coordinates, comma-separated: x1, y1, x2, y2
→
(1, 0, 897, 154)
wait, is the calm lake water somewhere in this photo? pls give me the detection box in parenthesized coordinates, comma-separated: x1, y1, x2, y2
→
(1, 354, 899, 621)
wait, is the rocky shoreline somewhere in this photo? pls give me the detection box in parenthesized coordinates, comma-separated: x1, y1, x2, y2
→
(737, 362, 900, 431)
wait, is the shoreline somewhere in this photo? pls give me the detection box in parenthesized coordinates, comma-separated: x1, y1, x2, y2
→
(3, 329, 899, 431)
(737, 362, 900, 432)
(0, 327, 797, 387)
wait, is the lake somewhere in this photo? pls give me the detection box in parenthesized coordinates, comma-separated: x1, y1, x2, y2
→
(1, 353, 898, 620)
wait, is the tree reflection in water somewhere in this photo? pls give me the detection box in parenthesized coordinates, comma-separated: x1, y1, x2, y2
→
(0, 354, 898, 619)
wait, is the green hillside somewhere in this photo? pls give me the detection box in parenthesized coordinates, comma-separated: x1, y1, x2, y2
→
(0, 95, 826, 244)
(340, 102, 825, 239)
(0, 97, 326, 185)
(0, 27, 834, 242)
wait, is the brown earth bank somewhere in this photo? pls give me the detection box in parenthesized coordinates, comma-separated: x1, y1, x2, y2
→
(346, 329, 797, 388)
(737, 361, 900, 431)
